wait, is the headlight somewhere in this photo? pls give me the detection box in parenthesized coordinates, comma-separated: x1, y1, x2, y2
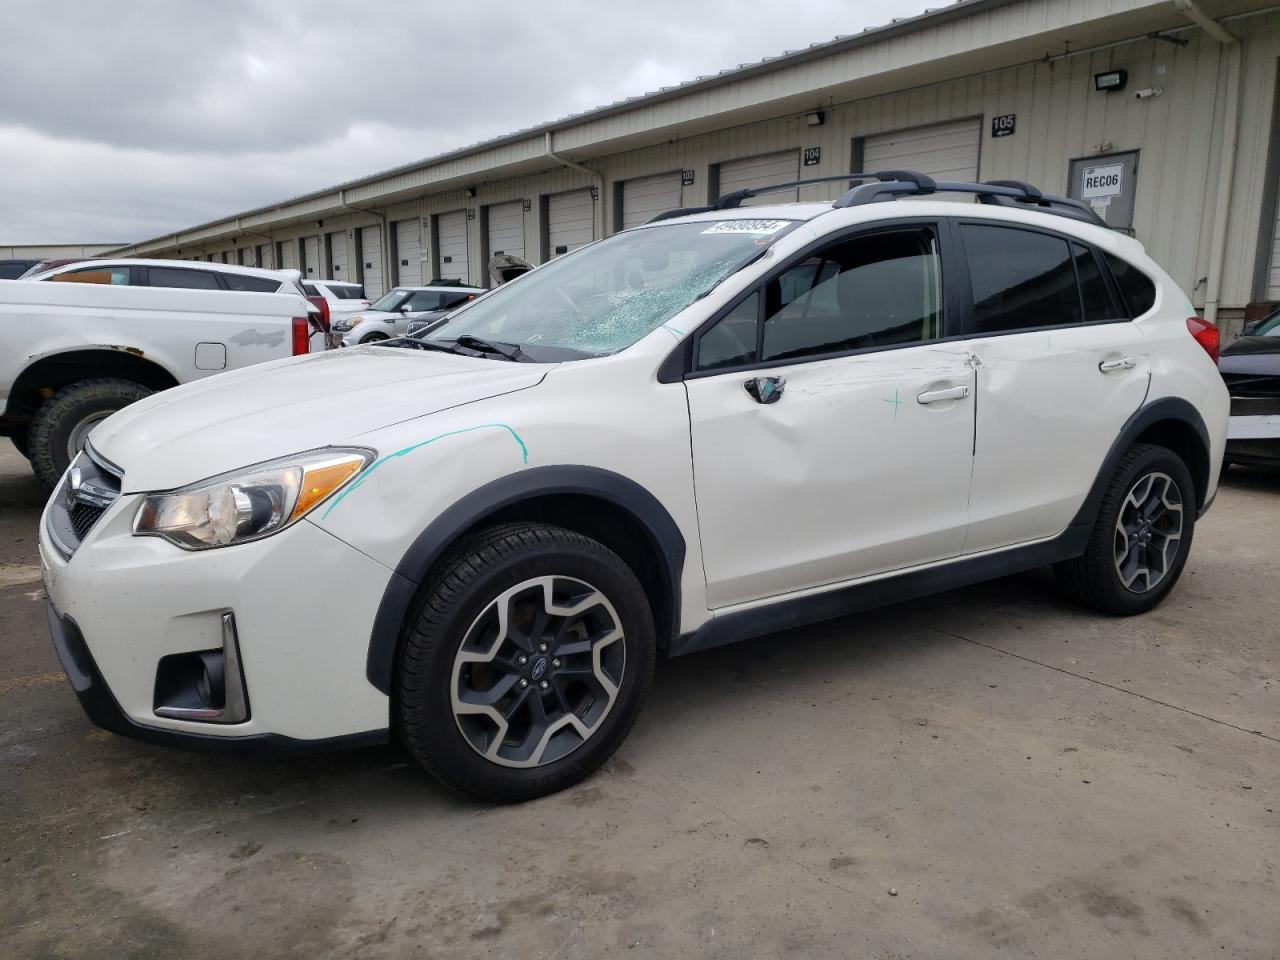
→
(332, 315, 361, 331)
(133, 448, 374, 550)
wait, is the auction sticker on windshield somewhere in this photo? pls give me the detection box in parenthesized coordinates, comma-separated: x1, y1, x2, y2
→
(701, 219, 792, 235)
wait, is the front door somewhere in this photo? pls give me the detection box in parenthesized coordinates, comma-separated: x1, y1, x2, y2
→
(957, 221, 1151, 552)
(685, 223, 976, 609)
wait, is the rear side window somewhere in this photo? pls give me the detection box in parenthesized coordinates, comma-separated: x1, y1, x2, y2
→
(962, 224, 1079, 334)
(1104, 253, 1157, 317)
(223, 273, 283, 293)
(1073, 243, 1120, 323)
(405, 291, 445, 311)
(329, 285, 365, 300)
(302, 283, 321, 296)
(145, 267, 221, 290)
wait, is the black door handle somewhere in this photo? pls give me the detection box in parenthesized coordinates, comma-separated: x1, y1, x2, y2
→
(744, 376, 785, 404)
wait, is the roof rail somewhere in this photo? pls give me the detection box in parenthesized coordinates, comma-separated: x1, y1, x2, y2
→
(833, 171, 1107, 227)
(649, 170, 1108, 228)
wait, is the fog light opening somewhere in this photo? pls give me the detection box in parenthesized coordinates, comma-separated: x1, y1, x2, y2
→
(152, 613, 250, 724)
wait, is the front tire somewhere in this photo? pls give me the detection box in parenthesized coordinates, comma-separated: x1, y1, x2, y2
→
(1055, 443, 1196, 615)
(360, 332, 389, 344)
(28, 379, 151, 490)
(398, 522, 655, 802)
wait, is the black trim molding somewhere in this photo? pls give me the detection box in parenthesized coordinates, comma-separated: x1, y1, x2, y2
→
(365, 466, 687, 694)
(47, 603, 388, 757)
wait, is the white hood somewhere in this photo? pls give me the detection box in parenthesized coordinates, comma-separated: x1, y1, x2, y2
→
(91, 346, 548, 492)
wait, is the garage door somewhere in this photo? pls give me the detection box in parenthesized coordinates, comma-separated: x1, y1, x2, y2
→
(436, 211, 469, 282)
(860, 118, 981, 184)
(547, 190, 594, 257)
(359, 226, 384, 299)
(328, 231, 348, 279)
(716, 151, 799, 207)
(621, 172, 682, 229)
(394, 219, 423, 285)
(303, 236, 320, 277)
(486, 201, 525, 259)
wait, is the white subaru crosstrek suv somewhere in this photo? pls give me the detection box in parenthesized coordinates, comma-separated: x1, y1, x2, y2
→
(40, 173, 1228, 802)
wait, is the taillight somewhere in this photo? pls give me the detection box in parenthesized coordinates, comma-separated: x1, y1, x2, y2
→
(1186, 316, 1220, 364)
(292, 317, 310, 356)
(305, 295, 331, 332)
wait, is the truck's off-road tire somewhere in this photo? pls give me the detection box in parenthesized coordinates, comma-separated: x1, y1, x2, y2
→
(397, 522, 656, 803)
(28, 378, 151, 490)
(1054, 443, 1196, 616)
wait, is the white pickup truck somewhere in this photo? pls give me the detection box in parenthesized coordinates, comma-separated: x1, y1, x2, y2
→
(0, 259, 324, 489)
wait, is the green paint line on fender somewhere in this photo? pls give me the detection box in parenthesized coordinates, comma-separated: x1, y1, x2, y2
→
(321, 423, 528, 519)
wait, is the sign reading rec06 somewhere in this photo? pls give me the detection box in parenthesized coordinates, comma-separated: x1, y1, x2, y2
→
(1068, 150, 1138, 232)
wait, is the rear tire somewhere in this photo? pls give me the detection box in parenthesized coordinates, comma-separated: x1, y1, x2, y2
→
(397, 522, 655, 803)
(28, 379, 151, 490)
(1054, 443, 1195, 615)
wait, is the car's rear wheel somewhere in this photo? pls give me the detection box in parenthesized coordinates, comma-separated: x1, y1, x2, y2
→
(28, 379, 151, 490)
(1055, 443, 1195, 615)
(397, 522, 655, 802)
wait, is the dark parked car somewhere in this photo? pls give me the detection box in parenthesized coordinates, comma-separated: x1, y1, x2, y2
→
(1221, 308, 1280, 468)
(0, 259, 42, 280)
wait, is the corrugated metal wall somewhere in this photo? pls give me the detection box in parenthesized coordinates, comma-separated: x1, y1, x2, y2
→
(200, 10, 1280, 309)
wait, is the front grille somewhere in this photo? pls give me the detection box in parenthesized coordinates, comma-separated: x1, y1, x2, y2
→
(45, 445, 123, 559)
(69, 503, 107, 540)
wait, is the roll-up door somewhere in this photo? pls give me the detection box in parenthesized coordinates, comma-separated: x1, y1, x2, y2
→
(327, 231, 348, 279)
(236, 248, 247, 265)
(486, 201, 525, 259)
(359, 226, 384, 298)
(621, 172, 683, 228)
(547, 189, 594, 257)
(436, 211, 469, 282)
(716, 151, 799, 207)
(303, 236, 319, 276)
(860, 118, 981, 184)
(393, 219, 423, 286)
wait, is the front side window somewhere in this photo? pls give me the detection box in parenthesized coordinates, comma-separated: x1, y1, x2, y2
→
(146, 267, 222, 290)
(428, 219, 799, 360)
(404, 291, 445, 311)
(696, 227, 943, 369)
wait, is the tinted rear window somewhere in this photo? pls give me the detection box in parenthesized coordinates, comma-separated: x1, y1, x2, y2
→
(1103, 253, 1157, 317)
(329, 285, 365, 300)
(962, 224, 1079, 334)
(223, 273, 283, 293)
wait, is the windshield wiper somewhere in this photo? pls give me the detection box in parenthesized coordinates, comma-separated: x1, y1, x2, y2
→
(448, 335, 531, 362)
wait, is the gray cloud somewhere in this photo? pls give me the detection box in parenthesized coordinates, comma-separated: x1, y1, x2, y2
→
(0, 0, 934, 242)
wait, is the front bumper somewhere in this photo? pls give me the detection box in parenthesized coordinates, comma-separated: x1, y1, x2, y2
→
(46, 601, 386, 756)
(40, 487, 394, 749)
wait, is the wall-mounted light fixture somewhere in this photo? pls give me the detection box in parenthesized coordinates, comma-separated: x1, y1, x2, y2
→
(805, 110, 826, 127)
(464, 186, 476, 198)
(1094, 69, 1128, 92)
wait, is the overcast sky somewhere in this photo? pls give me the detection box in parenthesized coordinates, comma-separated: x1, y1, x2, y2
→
(0, 0, 935, 244)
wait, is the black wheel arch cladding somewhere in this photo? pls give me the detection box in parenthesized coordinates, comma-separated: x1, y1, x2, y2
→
(365, 465, 685, 696)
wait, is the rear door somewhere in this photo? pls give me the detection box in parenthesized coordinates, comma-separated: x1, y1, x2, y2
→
(685, 220, 975, 608)
(958, 221, 1150, 553)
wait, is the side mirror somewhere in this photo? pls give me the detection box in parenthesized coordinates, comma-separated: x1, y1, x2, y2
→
(399, 305, 411, 314)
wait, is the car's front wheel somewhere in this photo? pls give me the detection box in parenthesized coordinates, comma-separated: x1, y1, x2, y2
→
(398, 522, 655, 802)
(360, 332, 389, 344)
(1055, 443, 1196, 615)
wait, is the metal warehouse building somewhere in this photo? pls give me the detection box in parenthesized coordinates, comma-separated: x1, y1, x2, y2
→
(113, 0, 1280, 333)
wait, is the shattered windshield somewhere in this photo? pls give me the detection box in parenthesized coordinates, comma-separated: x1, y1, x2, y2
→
(427, 219, 799, 360)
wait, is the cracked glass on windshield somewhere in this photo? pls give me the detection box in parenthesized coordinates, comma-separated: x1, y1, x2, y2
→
(426, 219, 799, 360)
